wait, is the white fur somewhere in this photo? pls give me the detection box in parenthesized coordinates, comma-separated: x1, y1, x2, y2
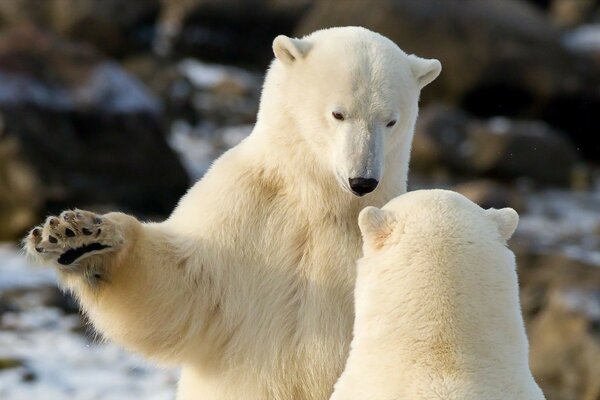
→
(331, 190, 545, 400)
(25, 27, 440, 400)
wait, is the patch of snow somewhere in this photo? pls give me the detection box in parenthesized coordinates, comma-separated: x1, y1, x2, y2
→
(488, 117, 511, 135)
(168, 121, 218, 180)
(178, 59, 259, 92)
(75, 63, 161, 114)
(0, 246, 178, 400)
(0, 64, 161, 114)
(563, 24, 600, 53)
(0, 318, 178, 400)
(218, 125, 252, 148)
(168, 121, 253, 180)
(0, 245, 56, 291)
(0, 72, 72, 110)
(517, 189, 600, 267)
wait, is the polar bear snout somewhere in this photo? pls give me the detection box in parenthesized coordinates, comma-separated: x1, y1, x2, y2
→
(349, 177, 379, 196)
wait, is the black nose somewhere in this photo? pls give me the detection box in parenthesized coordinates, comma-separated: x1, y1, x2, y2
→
(348, 178, 379, 196)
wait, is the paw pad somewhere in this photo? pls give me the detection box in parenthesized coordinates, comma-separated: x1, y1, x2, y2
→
(25, 209, 120, 266)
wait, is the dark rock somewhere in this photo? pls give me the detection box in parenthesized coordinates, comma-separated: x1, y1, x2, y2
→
(0, 26, 189, 216)
(156, 0, 310, 65)
(0, 358, 23, 370)
(413, 105, 580, 185)
(124, 56, 261, 127)
(0, 0, 160, 58)
(0, 137, 42, 241)
(296, 0, 600, 160)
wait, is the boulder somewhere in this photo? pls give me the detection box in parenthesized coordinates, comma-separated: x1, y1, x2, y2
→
(156, 0, 310, 64)
(0, 137, 41, 241)
(0, 0, 160, 57)
(0, 26, 189, 217)
(515, 249, 600, 400)
(413, 105, 580, 185)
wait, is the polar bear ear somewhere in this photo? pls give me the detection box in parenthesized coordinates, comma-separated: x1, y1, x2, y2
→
(408, 55, 442, 89)
(487, 208, 519, 241)
(273, 35, 311, 65)
(358, 207, 396, 249)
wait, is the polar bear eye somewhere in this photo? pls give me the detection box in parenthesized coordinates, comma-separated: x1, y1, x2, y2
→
(332, 111, 345, 121)
(386, 120, 397, 128)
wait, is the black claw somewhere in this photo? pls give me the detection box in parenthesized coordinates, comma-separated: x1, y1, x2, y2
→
(65, 228, 75, 237)
(95, 229, 102, 237)
(50, 218, 59, 226)
(82, 228, 92, 236)
(32, 228, 41, 237)
(48, 236, 58, 244)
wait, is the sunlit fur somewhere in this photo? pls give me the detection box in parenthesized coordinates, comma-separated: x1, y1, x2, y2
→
(331, 190, 545, 400)
(25, 27, 440, 400)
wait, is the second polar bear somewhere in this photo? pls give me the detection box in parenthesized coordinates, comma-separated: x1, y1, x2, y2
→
(331, 190, 545, 400)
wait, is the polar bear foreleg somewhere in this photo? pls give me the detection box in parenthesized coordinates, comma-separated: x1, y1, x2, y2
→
(24, 210, 212, 362)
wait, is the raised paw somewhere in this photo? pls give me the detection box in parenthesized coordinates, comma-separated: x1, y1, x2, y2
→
(24, 209, 123, 267)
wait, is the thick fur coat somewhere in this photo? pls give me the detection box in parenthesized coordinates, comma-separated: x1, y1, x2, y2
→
(25, 27, 441, 400)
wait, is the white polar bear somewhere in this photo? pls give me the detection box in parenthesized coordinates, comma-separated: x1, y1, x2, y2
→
(331, 189, 545, 400)
(24, 27, 441, 400)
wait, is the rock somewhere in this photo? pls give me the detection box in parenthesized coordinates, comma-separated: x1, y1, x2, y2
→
(296, 0, 600, 160)
(0, 0, 160, 57)
(413, 105, 580, 185)
(156, 0, 310, 64)
(528, 288, 600, 400)
(0, 137, 41, 241)
(0, 358, 23, 370)
(513, 250, 600, 400)
(0, 26, 189, 216)
(124, 56, 261, 128)
(549, 0, 597, 27)
(178, 59, 261, 124)
(452, 179, 525, 211)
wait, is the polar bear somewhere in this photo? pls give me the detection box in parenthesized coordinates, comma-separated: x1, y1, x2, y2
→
(330, 189, 545, 400)
(24, 27, 441, 400)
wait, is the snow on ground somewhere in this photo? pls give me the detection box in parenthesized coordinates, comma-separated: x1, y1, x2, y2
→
(518, 187, 600, 267)
(0, 245, 178, 400)
(169, 120, 252, 179)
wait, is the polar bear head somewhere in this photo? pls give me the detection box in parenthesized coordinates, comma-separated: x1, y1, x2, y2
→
(259, 27, 441, 197)
(358, 189, 519, 256)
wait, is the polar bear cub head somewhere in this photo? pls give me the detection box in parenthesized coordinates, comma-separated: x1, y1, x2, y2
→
(262, 27, 441, 197)
(358, 189, 519, 256)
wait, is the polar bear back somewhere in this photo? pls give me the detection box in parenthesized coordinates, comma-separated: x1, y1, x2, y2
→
(331, 189, 545, 400)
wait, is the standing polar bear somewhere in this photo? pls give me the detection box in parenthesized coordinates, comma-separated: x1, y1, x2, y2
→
(24, 27, 441, 400)
(331, 189, 545, 400)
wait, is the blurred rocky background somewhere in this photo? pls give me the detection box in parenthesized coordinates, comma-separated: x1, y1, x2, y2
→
(0, 0, 598, 399)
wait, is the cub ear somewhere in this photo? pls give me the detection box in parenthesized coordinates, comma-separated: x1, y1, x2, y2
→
(408, 55, 442, 89)
(487, 208, 519, 241)
(358, 207, 396, 249)
(273, 35, 311, 65)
